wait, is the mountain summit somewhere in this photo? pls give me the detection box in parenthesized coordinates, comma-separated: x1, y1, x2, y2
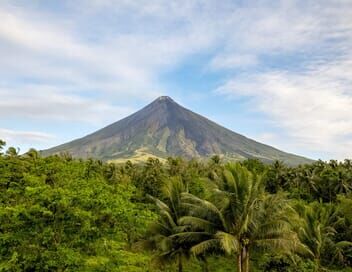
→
(43, 96, 311, 165)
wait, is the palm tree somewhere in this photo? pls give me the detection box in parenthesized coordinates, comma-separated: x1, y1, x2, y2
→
(25, 148, 40, 160)
(179, 163, 296, 272)
(140, 177, 190, 272)
(264, 160, 287, 193)
(294, 202, 352, 271)
(0, 139, 6, 155)
(6, 146, 20, 157)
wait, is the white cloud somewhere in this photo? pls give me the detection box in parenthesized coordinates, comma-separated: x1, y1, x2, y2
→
(0, 86, 134, 124)
(0, 1, 222, 92)
(211, 0, 352, 159)
(0, 2, 201, 126)
(209, 54, 258, 70)
(0, 128, 55, 144)
(1, 0, 352, 158)
(216, 55, 352, 159)
(0, 1, 223, 125)
(0, 6, 157, 97)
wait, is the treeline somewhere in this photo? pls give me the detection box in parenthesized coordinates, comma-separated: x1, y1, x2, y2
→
(0, 141, 351, 271)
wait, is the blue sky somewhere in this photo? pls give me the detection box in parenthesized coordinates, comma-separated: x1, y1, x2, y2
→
(1, 0, 352, 160)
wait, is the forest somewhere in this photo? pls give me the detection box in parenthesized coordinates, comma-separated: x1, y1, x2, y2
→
(0, 140, 351, 271)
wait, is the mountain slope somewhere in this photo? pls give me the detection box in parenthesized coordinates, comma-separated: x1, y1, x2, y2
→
(42, 96, 312, 165)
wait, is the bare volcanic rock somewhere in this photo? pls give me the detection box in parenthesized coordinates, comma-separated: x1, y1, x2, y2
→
(42, 96, 312, 165)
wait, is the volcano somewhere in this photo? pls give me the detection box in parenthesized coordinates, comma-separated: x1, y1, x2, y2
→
(42, 96, 311, 165)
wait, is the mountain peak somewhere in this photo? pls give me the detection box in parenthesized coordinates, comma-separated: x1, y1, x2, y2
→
(157, 95, 173, 101)
(147, 95, 177, 111)
(43, 96, 312, 165)
(153, 96, 175, 104)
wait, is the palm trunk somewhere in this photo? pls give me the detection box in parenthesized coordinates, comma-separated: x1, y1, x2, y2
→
(237, 247, 249, 272)
(242, 248, 249, 272)
(202, 258, 209, 272)
(314, 258, 321, 272)
(178, 254, 183, 272)
(237, 254, 242, 272)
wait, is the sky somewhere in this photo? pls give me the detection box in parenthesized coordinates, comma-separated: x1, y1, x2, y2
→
(0, 0, 352, 160)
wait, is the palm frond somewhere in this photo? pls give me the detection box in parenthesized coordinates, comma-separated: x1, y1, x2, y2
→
(179, 216, 216, 232)
(215, 231, 239, 255)
(191, 239, 221, 256)
(170, 232, 212, 243)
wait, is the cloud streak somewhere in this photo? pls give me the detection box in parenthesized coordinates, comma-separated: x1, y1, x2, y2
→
(217, 63, 352, 159)
(0, 86, 135, 124)
(0, 128, 55, 144)
(0, 0, 352, 159)
(213, 0, 352, 159)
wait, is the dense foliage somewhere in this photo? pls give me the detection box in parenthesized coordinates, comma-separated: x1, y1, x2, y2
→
(0, 141, 351, 271)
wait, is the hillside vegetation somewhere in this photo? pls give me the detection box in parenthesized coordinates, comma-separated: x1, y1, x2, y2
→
(1, 140, 351, 271)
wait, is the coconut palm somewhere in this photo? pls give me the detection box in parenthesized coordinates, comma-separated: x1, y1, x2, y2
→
(140, 177, 191, 272)
(5, 146, 20, 157)
(0, 139, 5, 155)
(178, 163, 297, 272)
(294, 202, 352, 271)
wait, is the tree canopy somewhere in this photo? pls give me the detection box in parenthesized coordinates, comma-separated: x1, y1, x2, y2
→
(0, 142, 351, 271)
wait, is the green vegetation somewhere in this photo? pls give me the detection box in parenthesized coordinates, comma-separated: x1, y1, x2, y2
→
(1, 141, 351, 271)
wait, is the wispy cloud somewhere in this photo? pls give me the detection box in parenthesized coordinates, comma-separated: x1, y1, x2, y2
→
(213, 0, 352, 159)
(0, 1, 223, 92)
(0, 86, 135, 124)
(209, 54, 258, 70)
(1, 0, 244, 125)
(0, 128, 55, 144)
(1, 0, 352, 158)
(0, 1, 221, 124)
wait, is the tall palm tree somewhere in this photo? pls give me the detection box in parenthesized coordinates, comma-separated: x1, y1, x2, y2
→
(140, 177, 190, 272)
(294, 202, 352, 271)
(0, 139, 6, 155)
(178, 163, 297, 272)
